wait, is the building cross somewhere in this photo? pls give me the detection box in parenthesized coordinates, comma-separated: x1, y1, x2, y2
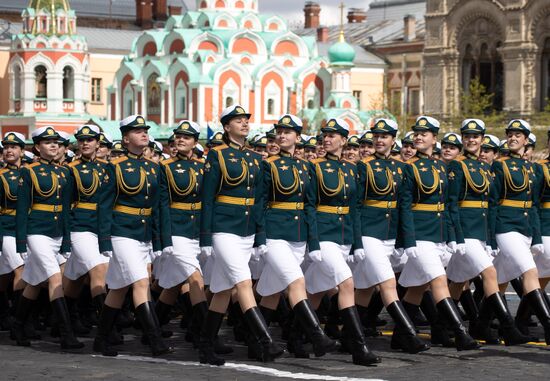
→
(339, 1, 345, 43)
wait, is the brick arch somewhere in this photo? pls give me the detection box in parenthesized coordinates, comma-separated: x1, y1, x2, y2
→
(143, 41, 157, 57)
(274, 40, 299, 56)
(302, 73, 324, 107)
(343, 100, 352, 108)
(119, 74, 133, 116)
(218, 70, 242, 117)
(235, 1, 245, 8)
(200, 0, 207, 7)
(241, 56, 252, 65)
(215, 0, 225, 7)
(283, 59, 293, 67)
(268, 22, 279, 31)
(232, 37, 258, 54)
(261, 71, 284, 123)
(217, 19, 228, 28)
(198, 40, 219, 53)
(174, 70, 190, 116)
(169, 39, 185, 54)
(244, 20, 253, 29)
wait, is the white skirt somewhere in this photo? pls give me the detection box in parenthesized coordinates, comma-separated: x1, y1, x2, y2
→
(535, 236, 550, 278)
(446, 239, 494, 283)
(249, 256, 265, 280)
(200, 254, 214, 286)
(22, 235, 62, 286)
(159, 236, 202, 289)
(494, 232, 535, 284)
(390, 248, 408, 273)
(152, 254, 164, 278)
(0, 236, 25, 275)
(305, 241, 352, 294)
(106, 236, 151, 289)
(257, 240, 306, 296)
(210, 233, 254, 293)
(398, 241, 447, 288)
(64, 232, 109, 281)
(353, 237, 395, 289)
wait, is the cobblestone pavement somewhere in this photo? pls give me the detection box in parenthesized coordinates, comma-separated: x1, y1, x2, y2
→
(1, 294, 549, 381)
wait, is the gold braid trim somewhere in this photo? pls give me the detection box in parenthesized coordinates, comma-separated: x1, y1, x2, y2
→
(542, 164, 550, 189)
(72, 167, 99, 197)
(459, 161, 489, 194)
(115, 164, 146, 195)
(502, 161, 529, 193)
(217, 150, 248, 187)
(412, 164, 440, 195)
(316, 163, 344, 197)
(29, 168, 58, 198)
(166, 165, 196, 197)
(366, 162, 393, 196)
(270, 162, 300, 196)
(0, 175, 17, 201)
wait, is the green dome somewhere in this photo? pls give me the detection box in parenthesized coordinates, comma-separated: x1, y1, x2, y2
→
(328, 37, 355, 66)
(29, 0, 72, 11)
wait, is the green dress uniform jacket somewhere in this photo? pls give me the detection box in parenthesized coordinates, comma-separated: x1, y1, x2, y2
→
(15, 159, 71, 253)
(200, 141, 265, 248)
(447, 153, 492, 243)
(98, 153, 161, 253)
(306, 153, 362, 252)
(400, 153, 453, 248)
(357, 153, 411, 241)
(535, 157, 550, 237)
(67, 157, 108, 235)
(489, 154, 542, 247)
(0, 164, 20, 238)
(159, 154, 204, 247)
(259, 151, 313, 242)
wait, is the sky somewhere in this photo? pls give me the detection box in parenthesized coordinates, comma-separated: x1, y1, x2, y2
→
(181, 1, 374, 27)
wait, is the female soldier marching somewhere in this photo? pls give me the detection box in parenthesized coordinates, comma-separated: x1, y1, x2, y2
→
(13, 126, 84, 350)
(353, 118, 429, 354)
(93, 115, 171, 357)
(255, 114, 337, 358)
(304, 118, 380, 366)
(198, 105, 284, 365)
(446, 119, 529, 345)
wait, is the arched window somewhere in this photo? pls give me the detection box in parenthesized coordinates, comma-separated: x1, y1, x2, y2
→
(123, 85, 134, 118)
(222, 78, 239, 108)
(225, 96, 234, 107)
(175, 81, 187, 117)
(264, 80, 280, 117)
(35, 65, 47, 98)
(13, 65, 21, 100)
(146, 73, 160, 115)
(304, 82, 320, 109)
(267, 98, 275, 115)
(63, 66, 74, 99)
(307, 99, 314, 109)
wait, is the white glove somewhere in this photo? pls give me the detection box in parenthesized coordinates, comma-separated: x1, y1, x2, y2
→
(101, 251, 113, 258)
(394, 248, 404, 258)
(163, 246, 174, 256)
(308, 250, 322, 263)
(404, 247, 419, 259)
(456, 243, 467, 256)
(346, 254, 355, 264)
(447, 241, 457, 254)
(20, 252, 28, 261)
(61, 252, 71, 259)
(251, 248, 261, 262)
(200, 246, 213, 259)
(354, 249, 366, 261)
(152, 250, 162, 259)
(531, 244, 545, 257)
(258, 244, 268, 256)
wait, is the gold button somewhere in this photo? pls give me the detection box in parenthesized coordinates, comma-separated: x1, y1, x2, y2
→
(299, 170, 303, 174)
(247, 187, 251, 191)
(146, 172, 150, 175)
(345, 184, 349, 188)
(145, 196, 149, 200)
(298, 193, 302, 196)
(294, 216, 299, 220)
(338, 217, 343, 221)
(249, 162, 253, 167)
(145, 162, 149, 165)
(190, 215, 194, 219)
(141, 219, 146, 223)
(482, 213, 486, 217)
(245, 211, 249, 216)
(54, 216, 58, 220)
(246, 152, 250, 156)
(250, 175, 254, 179)
(437, 213, 441, 217)
(524, 212, 528, 216)
(193, 194, 197, 197)
(385, 214, 389, 218)
(300, 181, 304, 185)
(393, 172, 396, 175)
(56, 196, 60, 199)
(58, 185, 61, 189)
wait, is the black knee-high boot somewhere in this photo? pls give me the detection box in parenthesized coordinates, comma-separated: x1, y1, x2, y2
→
(486, 293, 530, 345)
(65, 296, 91, 335)
(369, 291, 387, 327)
(525, 289, 550, 345)
(51, 297, 85, 350)
(93, 304, 120, 356)
(294, 299, 339, 357)
(155, 300, 173, 326)
(0, 291, 13, 331)
(244, 306, 285, 362)
(325, 293, 341, 339)
(340, 306, 381, 366)
(10, 294, 34, 346)
(287, 315, 309, 358)
(469, 298, 500, 344)
(135, 301, 172, 356)
(198, 310, 226, 365)
(387, 301, 430, 354)
(178, 292, 193, 330)
(436, 298, 480, 351)
(459, 290, 479, 324)
(471, 276, 485, 306)
(229, 301, 247, 342)
(420, 292, 453, 347)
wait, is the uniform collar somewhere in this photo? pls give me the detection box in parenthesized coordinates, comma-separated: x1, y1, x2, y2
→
(80, 155, 95, 163)
(39, 158, 55, 165)
(326, 153, 340, 161)
(6, 163, 19, 170)
(464, 151, 478, 160)
(416, 152, 430, 159)
(127, 152, 143, 160)
(509, 152, 522, 159)
(228, 140, 245, 151)
(177, 152, 192, 161)
(279, 150, 292, 158)
(374, 152, 391, 160)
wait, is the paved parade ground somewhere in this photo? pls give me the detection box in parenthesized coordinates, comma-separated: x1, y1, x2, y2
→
(0, 294, 549, 381)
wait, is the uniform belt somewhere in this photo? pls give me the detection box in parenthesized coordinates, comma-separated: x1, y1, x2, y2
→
(411, 203, 445, 212)
(31, 203, 63, 213)
(114, 205, 152, 216)
(171, 202, 202, 211)
(542, 202, 550, 209)
(363, 200, 397, 209)
(459, 201, 488, 208)
(269, 201, 304, 210)
(316, 205, 349, 215)
(73, 202, 97, 211)
(2, 208, 16, 216)
(215, 195, 255, 206)
(500, 199, 532, 208)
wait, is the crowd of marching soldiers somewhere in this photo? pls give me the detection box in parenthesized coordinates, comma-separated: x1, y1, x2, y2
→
(0, 105, 549, 368)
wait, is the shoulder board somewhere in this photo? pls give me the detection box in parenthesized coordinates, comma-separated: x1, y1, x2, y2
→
(361, 156, 376, 164)
(266, 155, 280, 163)
(537, 159, 549, 165)
(192, 158, 205, 164)
(455, 155, 466, 162)
(27, 162, 41, 169)
(144, 157, 157, 164)
(406, 157, 419, 164)
(67, 160, 81, 168)
(341, 159, 356, 166)
(111, 156, 128, 165)
(497, 157, 508, 162)
(213, 144, 228, 152)
(96, 158, 108, 164)
(392, 157, 403, 163)
(310, 158, 326, 164)
(0, 168, 9, 176)
(161, 157, 176, 166)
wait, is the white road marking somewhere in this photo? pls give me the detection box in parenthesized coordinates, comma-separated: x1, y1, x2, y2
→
(94, 354, 386, 381)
